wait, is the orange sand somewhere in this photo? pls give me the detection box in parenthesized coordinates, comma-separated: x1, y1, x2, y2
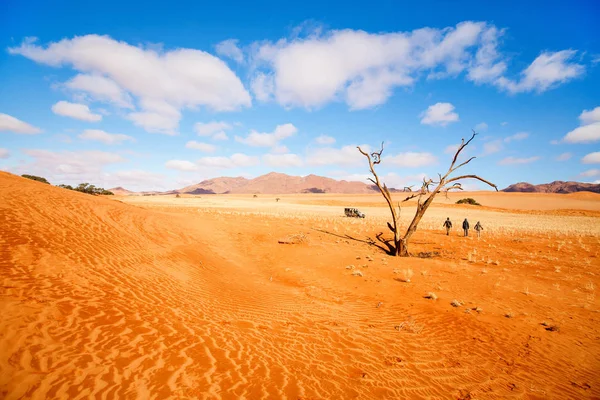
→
(1, 171, 599, 399)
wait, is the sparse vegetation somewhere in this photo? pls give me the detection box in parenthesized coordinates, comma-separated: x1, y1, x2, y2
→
(451, 299, 463, 307)
(21, 174, 50, 184)
(456, 197, 481, 206)
(424, 292, 438, 300)
(57, 183, 114, 195)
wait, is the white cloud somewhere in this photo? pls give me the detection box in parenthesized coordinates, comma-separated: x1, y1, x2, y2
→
(504, 132, 529, 142)
(271, 144, 289, 154)
(185, 141, 216, 153)
(51, 101, 102, 122)
(194, 121, 233, 140)
(580, 169, 600, 177)
(563, 122, 600, 143)
(306, 144, 370, 166)
(315, 135, 336, 145)
(501, 121, 508, 126)
(165, 160, 198, 171)
(9, 35, 251, 134)
(482, 139, 503, 155)
(384, 152, 437, 167)
(251, 73, 275, 102)
(562, 106, 600, 143)
(0, 113, 42, 134)
(474, 122, 488, 131)
(582, 152, 600, 164)
(79, 129, 135, 145)
(215, 39, 244, 63)
(444, 144, 460, 154)
(495, 50, 584, 94)
(235, 123, 297, 147)
(262, 153, 303, 167)
(499, 156, 540, 165)
(65, 74, 133, 108)
(335, 171, 428, 189)
(251, 22, 511, 109)
(420, 102, 459, 126)
(556, 152, 572, 161)
(579, 106, 600, 125)
(212, 131, 229, 141)
(197, 153, 259, 168)
(0, 148, 9, 159)
(11, 149, 124, 182)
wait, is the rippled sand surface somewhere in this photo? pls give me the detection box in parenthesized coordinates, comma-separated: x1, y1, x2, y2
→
(1, 171, 599, 399)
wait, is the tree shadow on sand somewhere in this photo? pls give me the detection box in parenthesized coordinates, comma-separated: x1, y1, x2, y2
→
(312, 229, 396, 255)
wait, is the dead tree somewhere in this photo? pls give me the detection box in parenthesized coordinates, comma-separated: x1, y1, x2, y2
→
(358, 131, 497, 256)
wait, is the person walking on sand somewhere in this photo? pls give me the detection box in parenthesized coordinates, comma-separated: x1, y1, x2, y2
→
(474, 221, 483, 238)
(443, 217, 453, 236)
(462, 218, 470, 237)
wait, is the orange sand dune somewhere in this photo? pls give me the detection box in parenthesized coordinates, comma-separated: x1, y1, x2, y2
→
(1, 171, 599, 399)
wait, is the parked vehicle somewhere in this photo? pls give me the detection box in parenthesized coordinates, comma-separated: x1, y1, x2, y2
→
(345, 208, 365, 218)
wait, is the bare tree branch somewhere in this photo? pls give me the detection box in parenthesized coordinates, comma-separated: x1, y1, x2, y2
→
(445, 174, 498, 191)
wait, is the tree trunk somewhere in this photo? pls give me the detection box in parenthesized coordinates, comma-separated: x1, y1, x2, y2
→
(397, 239, 409, 257)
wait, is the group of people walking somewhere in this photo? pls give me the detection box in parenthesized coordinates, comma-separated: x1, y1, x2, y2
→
(443, 217, 483, 237)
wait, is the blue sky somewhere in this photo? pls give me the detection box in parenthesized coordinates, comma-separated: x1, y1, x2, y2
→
(1, 0, 599, 191)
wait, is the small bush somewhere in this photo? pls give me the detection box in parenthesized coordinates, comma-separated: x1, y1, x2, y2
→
(456, 198, 481, 206)
(22, 174, 50, 184)
(57, 183, 113, 195)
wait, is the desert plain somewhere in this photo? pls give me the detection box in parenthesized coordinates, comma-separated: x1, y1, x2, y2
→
(1, 170, 599, 399)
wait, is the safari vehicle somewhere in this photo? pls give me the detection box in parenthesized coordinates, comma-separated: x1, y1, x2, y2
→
(344, 208, 365, 218)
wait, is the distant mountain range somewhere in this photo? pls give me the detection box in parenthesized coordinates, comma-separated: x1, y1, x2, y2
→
(109, 174, 600, 195)
(501, 181, 600, 194)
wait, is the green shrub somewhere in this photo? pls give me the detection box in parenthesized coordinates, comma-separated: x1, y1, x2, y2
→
(57, 182, 113, 195)
(22, 174, 50, 184)
(456, 198, 481, 206)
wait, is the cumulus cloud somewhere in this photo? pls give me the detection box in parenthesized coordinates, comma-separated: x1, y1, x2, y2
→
(185, 140, 216, 153)
(495, 50, 584, 94)
(482, 139, 503, 155)
(315, 135, 336, 145)
(262, 153, 303, 167)
(194, 121, 232, 140)
(474, 122, 488, 131)
(0, 113, 42, 134)
(563, 106, 600, 143)
(498, 156, 540, 165)
(9, 35, 251, 134)
(235, 123, 297, 148)
(504, 132, 529, 142)
(580, 169, 600, 177)
(165, 160, 198, 171)
(306, 144, 370, 166)
(335, 171, 428, 189)
(197, 153, 259, 168)
(582, 152, 600, 164)
(556, 152, 572, 161)
(11, 149, 124, 183)
(251, 22, 508, 109)
(215, 39, 244, 63)
(420, 102, 459, 126)
(51, 101, 102, 122)
(579, 106, 600, 125)
(0, 148, 10, 159)
(65, 74, 133, 108)
(384, 152, 437, 167)
(249, 22, 583, 109)
(78, 129, 135, 145)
